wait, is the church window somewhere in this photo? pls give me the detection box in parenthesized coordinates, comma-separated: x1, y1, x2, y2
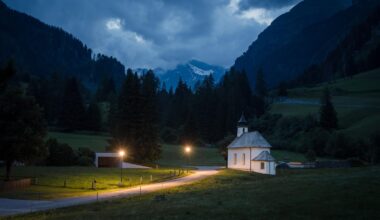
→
(234, 153, 237, 165)
(261, 162, 265, 169)
(242, 153, 245, 165)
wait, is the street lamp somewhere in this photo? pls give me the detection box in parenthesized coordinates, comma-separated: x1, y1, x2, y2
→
(184, 145, 192, 170)
(119, 150, 125, 185)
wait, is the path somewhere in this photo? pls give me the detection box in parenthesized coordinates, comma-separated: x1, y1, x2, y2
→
(0, 167, 220, 217)
(275, 97, 380, 108)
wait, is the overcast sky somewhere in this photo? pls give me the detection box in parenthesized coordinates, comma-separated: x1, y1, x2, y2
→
(4, 0, 300, 69)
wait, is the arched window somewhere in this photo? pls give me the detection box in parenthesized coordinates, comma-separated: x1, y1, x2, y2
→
(242, 153, 246, 165)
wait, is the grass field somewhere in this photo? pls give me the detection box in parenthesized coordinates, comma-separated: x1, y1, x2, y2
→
(271, 68, 380, 138)
(0, 167, 187, 200)
(48, 132, 307, 166)
(9, 166, 380, 219)
(48, 132, 109, 152)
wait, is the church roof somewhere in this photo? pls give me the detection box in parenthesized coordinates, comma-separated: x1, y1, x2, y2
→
(252, 151, 275, 161)
(227, 131, 272, 149)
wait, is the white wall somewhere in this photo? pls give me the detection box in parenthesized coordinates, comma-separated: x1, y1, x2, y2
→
(227, 148, 271, 171)
(252, 161, 276, 175)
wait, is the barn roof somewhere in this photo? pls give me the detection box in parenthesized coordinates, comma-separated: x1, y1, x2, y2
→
(227, 131, 272, 149)
(252, 151, 275, 161)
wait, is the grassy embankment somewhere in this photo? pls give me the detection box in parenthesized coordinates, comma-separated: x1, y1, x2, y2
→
(0, 167, 186, 200)
(271, 68, 380, 139)
(0, 132, 307, 200)
(7, 166, 380, 219)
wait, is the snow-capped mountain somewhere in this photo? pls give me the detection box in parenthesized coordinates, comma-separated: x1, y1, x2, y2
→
(135, 60, 226, 90)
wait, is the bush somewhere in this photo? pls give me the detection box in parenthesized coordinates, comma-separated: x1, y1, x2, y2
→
(77, 147, 95, 160)
(216, 135, 235, 161)
(305, 149, 316, 162)
(325, 133, 352, 159)
(77, 156, 94, 166)
(160, 127, 179, 144)
(45, 138, 77, 166)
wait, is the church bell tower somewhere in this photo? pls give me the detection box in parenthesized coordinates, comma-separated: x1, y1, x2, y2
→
(237, 113, 248, 137)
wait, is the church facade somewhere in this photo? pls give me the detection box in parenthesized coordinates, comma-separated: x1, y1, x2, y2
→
(227, 114, 276, 175)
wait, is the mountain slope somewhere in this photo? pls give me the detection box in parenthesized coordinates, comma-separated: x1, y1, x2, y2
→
(0, 1, 125, 89)
(234, 0, 380, 88)
(136, 60, 226, 89)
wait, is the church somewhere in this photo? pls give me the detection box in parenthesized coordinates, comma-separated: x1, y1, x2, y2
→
(227, 114, 276, 175)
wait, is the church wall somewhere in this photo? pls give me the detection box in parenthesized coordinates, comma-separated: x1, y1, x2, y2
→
(227, 148, 251, 170)
(228, 148, 272, 171)
(252, 161, 276, 175)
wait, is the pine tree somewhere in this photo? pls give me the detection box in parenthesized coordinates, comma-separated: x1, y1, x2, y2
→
(0, 88, 47, 180)
(111, 69, 141, 160)
(0, 60, 15, 92)
(59, 77, 86, 131)
(255, 68, 267, 98)
(86, 101, 102, 131)
(136, 70, 161, 162)
(319, 87, 338, 130)
(194, 75, 216, 142)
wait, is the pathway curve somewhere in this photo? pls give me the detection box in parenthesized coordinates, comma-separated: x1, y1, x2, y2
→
(0, 167, 220, 217)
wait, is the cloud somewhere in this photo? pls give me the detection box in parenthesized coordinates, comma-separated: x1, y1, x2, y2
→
(3, 0, 299, 69)
(106, 18, 123, 30)
(238, 0, 301, 10)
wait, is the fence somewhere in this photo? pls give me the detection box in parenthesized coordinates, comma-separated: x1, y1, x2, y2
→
(0, 178, 32, 191)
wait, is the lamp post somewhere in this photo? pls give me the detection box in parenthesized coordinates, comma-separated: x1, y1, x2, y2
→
(119, 150, 125, 185)
(184, 146, 191, 171)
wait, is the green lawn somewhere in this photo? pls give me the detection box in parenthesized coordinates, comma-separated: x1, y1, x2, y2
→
(0, 167, 186, 200)
(48, 132, 306, 166)
(9, 166, 380, 219)
(271, 68, 380, 139)
(48, 132, 109, 152)
(158, 144, 225, 167)
(288, 68, 380, 98)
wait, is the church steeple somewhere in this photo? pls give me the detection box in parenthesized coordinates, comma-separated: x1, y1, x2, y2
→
(237, 113, 248, 137)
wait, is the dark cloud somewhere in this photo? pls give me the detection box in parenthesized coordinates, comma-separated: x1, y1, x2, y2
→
(3, 0, 299, 69)
(239, 0, 302, 10)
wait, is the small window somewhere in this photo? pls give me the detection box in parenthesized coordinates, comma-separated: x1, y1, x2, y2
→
(261, 162, 265, 170)
(242, 153, 246, 165)
(234, 153, 237, 165)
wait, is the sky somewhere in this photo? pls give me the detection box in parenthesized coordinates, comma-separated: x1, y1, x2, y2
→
(4, 0, 300, 69)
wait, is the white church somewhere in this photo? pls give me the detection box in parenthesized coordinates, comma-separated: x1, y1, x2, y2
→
(227, 114, 276, 175)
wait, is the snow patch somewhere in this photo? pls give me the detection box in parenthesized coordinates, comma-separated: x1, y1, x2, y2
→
(188, 64, 214, 76)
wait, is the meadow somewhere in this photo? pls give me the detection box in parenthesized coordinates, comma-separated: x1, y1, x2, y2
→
(7, 166, 380, 219)
(271, 68, 380, 138)
(47, 132, 306, 166)
(0, 167, 186, 200)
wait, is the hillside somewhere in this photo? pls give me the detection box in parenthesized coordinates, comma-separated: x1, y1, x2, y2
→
(0, 1, 125, 89)
(234, 0, 380, 87)
(271, 68, 380, 138)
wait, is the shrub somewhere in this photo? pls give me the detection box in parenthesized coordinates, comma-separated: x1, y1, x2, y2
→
(45, 138, 77, 166)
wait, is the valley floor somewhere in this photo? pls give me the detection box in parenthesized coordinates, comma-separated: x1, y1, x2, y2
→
(5, 166, 380, 220)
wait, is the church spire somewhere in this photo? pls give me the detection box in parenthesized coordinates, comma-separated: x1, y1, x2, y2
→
(237, 113, 248, 137)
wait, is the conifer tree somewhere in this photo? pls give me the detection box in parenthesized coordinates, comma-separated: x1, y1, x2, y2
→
(320, 87, 338, 130)
(255, 68, 267, 98)
(136, 70, 161, 162)
(59, 77, 86, 131)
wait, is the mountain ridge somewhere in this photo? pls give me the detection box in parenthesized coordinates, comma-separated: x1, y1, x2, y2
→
(135, 60, 226, 89)
(233, 0, 380, 88)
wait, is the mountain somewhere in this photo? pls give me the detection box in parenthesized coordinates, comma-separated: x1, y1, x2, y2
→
(0, 1, 125, 90)
(136, 60, 226, 89)
(233, 0, 380, 88)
